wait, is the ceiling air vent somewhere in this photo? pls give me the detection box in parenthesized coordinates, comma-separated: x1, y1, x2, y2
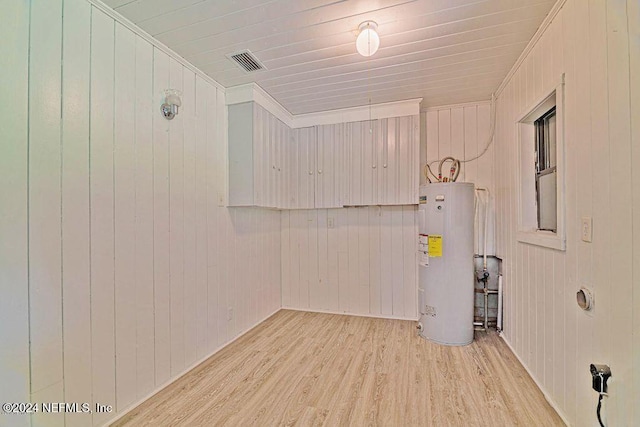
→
(226, 50, 266, 73)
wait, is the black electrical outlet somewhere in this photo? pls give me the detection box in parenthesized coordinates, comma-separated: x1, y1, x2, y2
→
(590, 364, 611, 394)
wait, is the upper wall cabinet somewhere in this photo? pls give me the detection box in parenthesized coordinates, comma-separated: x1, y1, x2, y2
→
(229, 101, 419, 209)
(292, 126, 316, 209)
(228, 102, 290, 207)
(346, 115, 419, 206)
(289, 123, 349, 209)
(314, 123, 349, 208)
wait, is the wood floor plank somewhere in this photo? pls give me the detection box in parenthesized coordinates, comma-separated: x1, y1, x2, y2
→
(112, 310, 564, 427)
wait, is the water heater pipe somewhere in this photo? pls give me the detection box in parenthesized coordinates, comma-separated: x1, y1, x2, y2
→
(497, 274, 503, 331)
(475, 188, 490, 270)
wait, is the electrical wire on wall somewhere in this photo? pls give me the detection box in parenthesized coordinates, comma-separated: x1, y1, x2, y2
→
(423, 93, 497, 183)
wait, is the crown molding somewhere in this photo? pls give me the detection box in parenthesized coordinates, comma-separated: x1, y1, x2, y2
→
(226, 83, 294, 128)
(422, 100, 491, 112)
(227, 83, 422, 128)
(293, 98, 423, 128)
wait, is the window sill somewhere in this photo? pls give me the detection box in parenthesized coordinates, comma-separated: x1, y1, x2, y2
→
(517, 229, 566, 251)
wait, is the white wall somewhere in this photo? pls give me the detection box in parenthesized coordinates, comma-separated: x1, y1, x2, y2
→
(281, 206, 417, 320)
(281, 103, 492, 320)
(494, 0, 639, 425)
(0, 1, 281, 426)
(421, 103, 495, 256)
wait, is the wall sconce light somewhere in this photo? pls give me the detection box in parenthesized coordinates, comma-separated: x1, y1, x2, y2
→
(356, 21, 380, 57)
(161, 89, 182, 120)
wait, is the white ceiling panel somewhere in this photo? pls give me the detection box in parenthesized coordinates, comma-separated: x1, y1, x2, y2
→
(106, 0, 555, 113)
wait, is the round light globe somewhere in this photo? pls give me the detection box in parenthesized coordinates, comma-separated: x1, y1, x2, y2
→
(356, 22, 379, 57)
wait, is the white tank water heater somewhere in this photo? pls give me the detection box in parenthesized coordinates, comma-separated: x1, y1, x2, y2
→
(418, 182, 475, 346)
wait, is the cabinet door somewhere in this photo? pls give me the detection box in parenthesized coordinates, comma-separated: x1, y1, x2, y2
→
(315, 123, 344, 208)
(280, 122, 291, 209)
(266, 113, 277, 208)
(378, 115, 419, 205)
(347, 121, 363, 205)
(360, 120, 377, 205)
(295, 127, 316, 209)
(382, 117, 398, 205)
(252, 103, 267, 206)
(396, 115, 419, 204)
(287, 127, 299, 208)
(347, 120, 378, 206)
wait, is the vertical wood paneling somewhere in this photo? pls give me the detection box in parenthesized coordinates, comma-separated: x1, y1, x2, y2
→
(90, 8, 116, 425)
(369, 208, 382, 316)
(60, 0, 92, 425)
(588, 6, 610, 419)
(337, 209, 350, 313)
(206, 84, 221, 351)
(559, 2, 577, 421)
(357, 208, 370, 314)
(317, 210, 329, 310)
(133, 36, 155, 398)
(390, 207, 405, 316)
(289, 211, 301, 308)
(571, 1, 594, 424)
(326, 209, 340, 312)
(493, 2, 637, 425)
(425, 111, 439, 178)
(195, 75, 209, 359)
(152, 47, 172, 387)
(182, 69, 198, 367)
(216, 209, 229, 345)
(282, 205, 417, 320)
(13, 6, 283, 426)
(29, 0, 64, 408)
(114, 22, 138, 412)
(384, 119, 398, 205)
(476, 104, 494, 256)
(349, 122, 364, 206)
(281, 211, 291, 307)
(379, 207, 393, 316)
(450, 108, 465, 181)
(308, 211, 321, 310)
(402, 206, 417, 319)
(347, 208, 360, 313)
(424, 103, 494, 255)
(463, 107, 478, 185)
(629, 0, 640, 423)
(0, 1, 30, 423)
(606, 1, 633, 424)
(298, 210, 310, 308)
(169, 57, 185, 376)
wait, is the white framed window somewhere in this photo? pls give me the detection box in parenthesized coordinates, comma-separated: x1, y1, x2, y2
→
(516, 74, 566, 250)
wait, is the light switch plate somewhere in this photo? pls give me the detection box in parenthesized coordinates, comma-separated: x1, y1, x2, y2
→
(581, 217, 592, 243)
(327, 217, 335, 229)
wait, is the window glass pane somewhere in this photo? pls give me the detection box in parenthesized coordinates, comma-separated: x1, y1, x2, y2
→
(537, 171, 557, 231)
(547, 113, 556, 167)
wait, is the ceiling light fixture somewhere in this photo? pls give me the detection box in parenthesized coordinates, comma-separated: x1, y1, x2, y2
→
(356, 21, 380, 57)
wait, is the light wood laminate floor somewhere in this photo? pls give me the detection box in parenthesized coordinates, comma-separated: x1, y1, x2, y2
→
(113, 310, 564, 426)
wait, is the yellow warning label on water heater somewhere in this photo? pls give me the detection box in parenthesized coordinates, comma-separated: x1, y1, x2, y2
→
(428, 235, 442, 257)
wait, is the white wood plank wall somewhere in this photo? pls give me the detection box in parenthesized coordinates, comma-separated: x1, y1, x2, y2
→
(281, 206, 418, 320)
(494, 1, 639, 425)
(0, 2, 30, 427)
(0, 1, 281, 426)
(421, 103, 495, 256)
